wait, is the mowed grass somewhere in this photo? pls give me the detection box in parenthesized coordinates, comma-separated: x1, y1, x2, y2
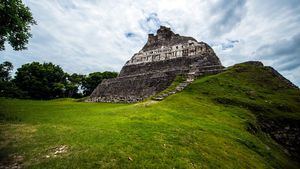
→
(1, 63, 299, 168)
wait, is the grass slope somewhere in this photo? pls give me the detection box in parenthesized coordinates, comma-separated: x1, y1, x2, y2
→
(0, 62, 299, 168)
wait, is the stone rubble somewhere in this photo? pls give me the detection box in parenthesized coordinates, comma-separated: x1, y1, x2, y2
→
(44, 145, 68, 158)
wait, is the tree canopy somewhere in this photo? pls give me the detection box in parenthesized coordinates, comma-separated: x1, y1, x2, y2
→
(14, 62, 66, 99)
(0, 61, 13, 81)
(0, 61, 118, 99)
(65, 73, 85, 98)
(0, 0, 36, 50)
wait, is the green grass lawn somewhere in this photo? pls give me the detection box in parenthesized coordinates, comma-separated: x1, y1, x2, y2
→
(1, 63, 299, 168)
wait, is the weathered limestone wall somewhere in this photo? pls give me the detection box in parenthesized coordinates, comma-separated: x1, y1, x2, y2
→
(127, 39, 210, 65)
(120, 52, 220, 77)
(89, 72, 176, 103)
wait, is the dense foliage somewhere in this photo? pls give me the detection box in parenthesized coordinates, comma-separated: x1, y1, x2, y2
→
(65, 73, 85, 98)
(14, 62, 66, 99)
(0, 61, 118, 99)
(0, 0, 36, 50)
(0, 61, 20, 97)
(0, 61, 12, 81)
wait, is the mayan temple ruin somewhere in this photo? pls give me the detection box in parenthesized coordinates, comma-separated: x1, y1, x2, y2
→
(88, 26, 224, 103)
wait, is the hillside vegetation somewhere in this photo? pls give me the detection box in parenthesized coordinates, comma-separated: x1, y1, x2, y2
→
(0, 62, 299, 168)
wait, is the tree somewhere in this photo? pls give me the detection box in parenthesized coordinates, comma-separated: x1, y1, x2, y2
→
(0, 61, 13, 81)
(1, 61, 118, 99)
(14, 62, 66, 99)
(0, 61, 23, 97)
(82, 71, 118, 96)
(0, 0, 36, 50)
(65, 73, 85, 98)
(0, 61, 13, 96)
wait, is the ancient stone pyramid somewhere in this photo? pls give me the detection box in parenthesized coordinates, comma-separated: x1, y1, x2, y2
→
(88, 26, 224, 103)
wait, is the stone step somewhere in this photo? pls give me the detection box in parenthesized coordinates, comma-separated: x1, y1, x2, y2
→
(193, 66, 224, 71)
(198, 68, 224, 72)
(153, 97, 163, 101)
(188, 71, 196, 75)
(201, 65, 224, 68)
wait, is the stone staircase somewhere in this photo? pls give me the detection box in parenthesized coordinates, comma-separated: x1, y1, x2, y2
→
(152, 59, 224, 101)
(152, 80, 192, 101)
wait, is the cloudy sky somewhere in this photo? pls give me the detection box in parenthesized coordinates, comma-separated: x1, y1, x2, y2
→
(1, 0, 300, 86)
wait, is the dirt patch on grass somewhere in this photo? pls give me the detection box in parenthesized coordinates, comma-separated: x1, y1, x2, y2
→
(44, 145, 69, 159)
(0, 124, 37, 149)
(0, 154, 24, 169)
(0, 124, 37, 169)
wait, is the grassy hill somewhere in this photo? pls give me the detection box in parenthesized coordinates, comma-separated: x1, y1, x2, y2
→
(0, 62, 299, 168)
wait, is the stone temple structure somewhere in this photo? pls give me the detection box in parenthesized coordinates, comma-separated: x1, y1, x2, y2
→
(88, 26, 224, 103)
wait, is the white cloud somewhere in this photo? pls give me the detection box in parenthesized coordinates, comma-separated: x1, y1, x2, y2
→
(0, 0, 299, 86)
